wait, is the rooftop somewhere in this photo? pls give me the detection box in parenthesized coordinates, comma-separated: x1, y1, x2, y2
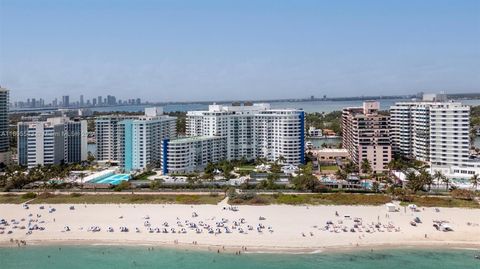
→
(168, 135, 222, 144)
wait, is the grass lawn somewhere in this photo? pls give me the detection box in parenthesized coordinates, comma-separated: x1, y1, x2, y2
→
(0, 194, 31, 204)
(236, 165, 256, 171)
(230, 193, 392, 206)
(319, 165, 339, 171)
(26, 193, 225, 205)
(400, 196, 480, 208)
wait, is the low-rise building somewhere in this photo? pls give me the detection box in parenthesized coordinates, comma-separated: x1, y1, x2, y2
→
(308, 127, 323, 137)
(316, 148, 349, 164)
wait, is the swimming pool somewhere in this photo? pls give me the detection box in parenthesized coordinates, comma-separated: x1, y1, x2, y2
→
(88, 174, 130, 185)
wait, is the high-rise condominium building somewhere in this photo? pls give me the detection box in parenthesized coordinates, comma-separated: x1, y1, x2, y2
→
(95, 115, 139, 162)
(17, 117, 87, 168)
(390, 94, 470, 167)
(118, 112, 176, 172)
(342, 101, 391, 172)
(0, 87, 9, 165)
(163, 103, 305, 173)
(95, 108, 176, 172)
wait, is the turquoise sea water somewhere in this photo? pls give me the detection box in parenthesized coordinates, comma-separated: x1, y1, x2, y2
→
(0, 246, 478, 269)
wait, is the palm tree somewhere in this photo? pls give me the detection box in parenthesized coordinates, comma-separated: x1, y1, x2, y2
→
(277, 155, 286, 165)
(433, 170, 445, 191)
(360, 159, 372, 175)
(335, 169, 347, 180)
(442, 176, 451, 192)
(419, 169, 433, 191)
(79, 172, 86, 191)
(470, 174, 479, 191)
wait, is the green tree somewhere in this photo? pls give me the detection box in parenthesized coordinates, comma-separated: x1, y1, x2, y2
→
(292, 174, 315, 191)
(270, 163, 281, 174)
(204, 162, 215, 175)
(419, 169, 433, 191)
(406, 171, 424, 192)
(335, 169, 347, 180)
(360, 158, 372, 175)
(470, 174, 479, 191)
(266, 173, 279, 189)
(114, 181, 131, 192)
(433, 170, 446, 190)
(442, 176, 451, 192)
(372, 181, 380, 193)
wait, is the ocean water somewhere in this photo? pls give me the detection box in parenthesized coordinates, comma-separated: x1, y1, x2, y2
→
(307, 137, 342, 148)
(0, 246, 478, 269)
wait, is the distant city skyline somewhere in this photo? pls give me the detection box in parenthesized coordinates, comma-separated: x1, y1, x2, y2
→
(1, 0, 479, 102)
(12, 94, 142, 109)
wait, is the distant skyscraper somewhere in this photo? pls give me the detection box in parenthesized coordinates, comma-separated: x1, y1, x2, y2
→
(62, 95, 70, 107)
(92, 98, 97, 106)
(80, 95, 84, 106)
(0, 87, 10, 165)
(107, 95, 116, 105)
(97, 96, 102, 105)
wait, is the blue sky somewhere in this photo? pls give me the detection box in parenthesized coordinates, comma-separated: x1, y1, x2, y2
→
(1, 0, 479, 102)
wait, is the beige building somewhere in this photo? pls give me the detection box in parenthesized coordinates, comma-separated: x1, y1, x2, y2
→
(316, 149, 348, 164)
(342, 101, 391, 172)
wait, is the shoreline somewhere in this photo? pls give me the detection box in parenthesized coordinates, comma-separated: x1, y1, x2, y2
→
(1, 238, 479, 254)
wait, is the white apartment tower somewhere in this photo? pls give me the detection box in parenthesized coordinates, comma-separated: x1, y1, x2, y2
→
(254, 109, 305, 165)
(390, 94, 470, 166)
(162, 136, 227, 174)
(17, 117, 88, 168)
(117, 111, 176, 172)
(95, 115, 138, 162)
(163, 103, 305, 174)
(95, 108, 176, 172)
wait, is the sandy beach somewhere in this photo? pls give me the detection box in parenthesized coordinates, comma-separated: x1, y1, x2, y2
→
(1, 199, 479, 253)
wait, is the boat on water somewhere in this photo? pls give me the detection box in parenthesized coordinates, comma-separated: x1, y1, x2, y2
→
(305, 141, 314, 149)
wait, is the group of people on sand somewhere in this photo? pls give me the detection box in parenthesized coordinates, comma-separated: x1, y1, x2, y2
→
(76, 212, 274, 238)
(301, 211, 402, 238)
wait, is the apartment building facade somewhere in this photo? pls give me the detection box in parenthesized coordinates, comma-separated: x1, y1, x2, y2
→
(95, 115, 138, 162)
(17, 117, 88, 167)
(0, 87, 9, 165)
(189, 103, 304, 163)
(117, 115, 176, 172)
(162, 136, 227, 174)
(342, 101, 391, 172)
(390, 97, 470, 167)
